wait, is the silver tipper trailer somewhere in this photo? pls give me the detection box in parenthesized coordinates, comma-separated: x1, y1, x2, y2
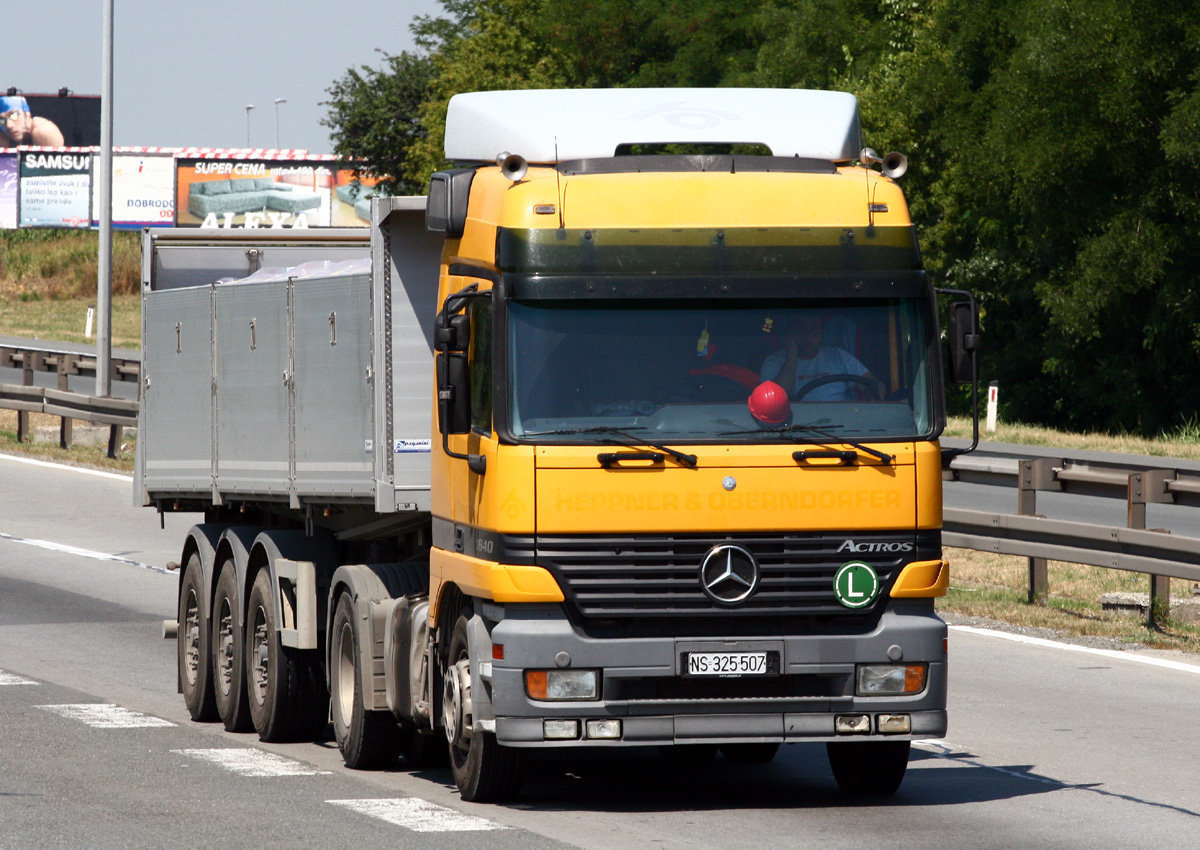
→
(136, 198, 442, 515)
(141, 201, 449, 764)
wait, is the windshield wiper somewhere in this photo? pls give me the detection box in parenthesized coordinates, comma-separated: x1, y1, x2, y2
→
(718, 423, 894, 466)
(521, 426, 698, 468)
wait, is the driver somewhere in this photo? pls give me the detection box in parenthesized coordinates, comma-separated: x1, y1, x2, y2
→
(760, 313, 884, 401)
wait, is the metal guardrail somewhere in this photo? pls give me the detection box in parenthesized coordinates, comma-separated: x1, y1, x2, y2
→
(945, 448, 1200, 624)
(0, 342, 140, 457)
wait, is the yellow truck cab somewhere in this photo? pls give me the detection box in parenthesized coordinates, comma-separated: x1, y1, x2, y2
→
(426, 88, 977, 799)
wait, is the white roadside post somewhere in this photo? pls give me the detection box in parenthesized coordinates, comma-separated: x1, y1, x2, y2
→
(985, 381, 999, 434)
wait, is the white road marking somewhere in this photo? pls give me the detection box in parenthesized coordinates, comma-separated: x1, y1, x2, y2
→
(950, 624, 1200, 676)
(328, 798, 508, 832)
(0, 531, 169, 575)
(173, 748, 332, 777)
(0, 452, 132, 482)
(38, 703, 174, 728)
(0, 670, 37, 685)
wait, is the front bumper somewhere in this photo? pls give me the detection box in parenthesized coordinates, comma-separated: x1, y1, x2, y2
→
(482, 601, 947, 747)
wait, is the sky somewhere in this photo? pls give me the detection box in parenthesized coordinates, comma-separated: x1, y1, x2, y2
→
(8, 0, 443, 153)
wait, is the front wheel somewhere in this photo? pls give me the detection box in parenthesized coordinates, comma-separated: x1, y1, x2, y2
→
(443, 612, 522, 802)
(330, 592, 401, 768)
(826, 740, 910, 795)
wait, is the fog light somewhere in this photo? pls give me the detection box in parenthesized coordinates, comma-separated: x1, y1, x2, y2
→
(543, 719, 580, 740)
(856, 664, 927, 696)
(877, 714, 912, 734)
(586, 719, 622, 740)
(525, 669, 599, 700)
(835, 714, 872, 734)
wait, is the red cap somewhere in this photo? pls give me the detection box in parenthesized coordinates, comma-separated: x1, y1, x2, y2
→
(748, 381, 790, 425)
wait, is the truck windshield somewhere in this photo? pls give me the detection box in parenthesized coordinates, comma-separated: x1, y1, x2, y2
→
(508, 298, 937, 443)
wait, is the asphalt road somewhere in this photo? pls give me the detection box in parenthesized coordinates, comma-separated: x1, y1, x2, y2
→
(3, 452, 1200, 848)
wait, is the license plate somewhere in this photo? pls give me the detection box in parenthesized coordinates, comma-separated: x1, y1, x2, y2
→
(685, 651, 770, 677)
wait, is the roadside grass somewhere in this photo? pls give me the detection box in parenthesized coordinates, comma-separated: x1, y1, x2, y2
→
(945, 415, 1200, 460)
(0, 230, 140, 300)
(0, 293, 141, 349)
(940, 547, 1200, 653)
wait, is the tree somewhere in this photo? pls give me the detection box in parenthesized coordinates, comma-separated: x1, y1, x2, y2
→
(322, 50, 433, 194)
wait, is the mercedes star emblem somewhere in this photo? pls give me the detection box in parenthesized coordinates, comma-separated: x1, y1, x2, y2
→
(699, 544, 760, 605)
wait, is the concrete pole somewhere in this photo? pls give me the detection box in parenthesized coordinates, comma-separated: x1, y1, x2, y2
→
(96, 0, 114, 398)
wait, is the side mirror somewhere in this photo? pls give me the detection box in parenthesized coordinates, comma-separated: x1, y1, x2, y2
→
(937, 288, 981, 466)
(436, 313, 471, 436)
(434, 285, 488, 474)
(947, 300, 979, 385)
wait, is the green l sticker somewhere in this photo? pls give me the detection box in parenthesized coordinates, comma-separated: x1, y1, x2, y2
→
(833, 561, 879, 609)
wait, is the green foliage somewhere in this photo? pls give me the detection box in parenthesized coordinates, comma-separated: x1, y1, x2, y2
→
(322, 50, 434, 193)
(0, 230, 140, 299)
(320, 0, 1200, 435)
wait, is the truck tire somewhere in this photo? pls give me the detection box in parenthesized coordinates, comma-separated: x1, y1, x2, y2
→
(444, 612, 522, 802)
(212, 563, 252, 732)
(178, 554, 218, 722)
(330, 591, 401, 768)
(245, 568, 328, 742)
(826, 740, 910, 795)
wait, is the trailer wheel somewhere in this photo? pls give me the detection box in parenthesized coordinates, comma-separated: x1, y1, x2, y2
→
(826, 740, 910, 795)
(245, 568, 328, 742)
(178, 554, 218, 722)
(212, 563, 252, 732)
(330, 592, 401, 768)
(443, 612, 522, 802)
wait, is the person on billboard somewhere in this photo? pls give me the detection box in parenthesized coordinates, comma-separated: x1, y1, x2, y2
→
(0, 95, 65, 146)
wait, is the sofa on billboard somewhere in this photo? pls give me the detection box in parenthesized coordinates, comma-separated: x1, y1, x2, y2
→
(334, 180, 387, 221)
(188, 177, 322, 217)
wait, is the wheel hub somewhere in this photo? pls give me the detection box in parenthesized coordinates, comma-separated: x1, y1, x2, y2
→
(251, 617, 269, 700)
(183, 595, 201, 685)
(217, 608, 234, 691)
(442, 657, 473, 747)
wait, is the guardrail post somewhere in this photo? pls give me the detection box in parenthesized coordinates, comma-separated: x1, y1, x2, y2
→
(56, 354, 79, 449)
(1019, 458, 1059, 604)
(1129, 470, 1175, 628)
(17, 351, 40, 443)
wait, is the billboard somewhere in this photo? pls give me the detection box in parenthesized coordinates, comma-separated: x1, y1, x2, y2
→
(332, 169, 384, 226)
(92, 153, 176, 228)
(176, 158, 334, 228)
(19, 150, 92, 227)
(0, 154, 16, 228)
(1, 93, 101, 148)
(0, 144, 371, 230)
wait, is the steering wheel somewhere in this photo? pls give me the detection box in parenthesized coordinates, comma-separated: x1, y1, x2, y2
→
(791, 373, 878, 401)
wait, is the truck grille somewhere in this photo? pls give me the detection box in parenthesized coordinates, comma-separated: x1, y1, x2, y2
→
(522, 531, 938, 633)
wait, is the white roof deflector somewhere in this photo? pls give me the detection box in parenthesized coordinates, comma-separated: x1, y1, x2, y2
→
(443, 88, 862, 165)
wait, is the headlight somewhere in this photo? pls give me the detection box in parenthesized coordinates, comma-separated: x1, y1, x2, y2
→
(525, 669, 599, 700)
(856, 664, 927, 696)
